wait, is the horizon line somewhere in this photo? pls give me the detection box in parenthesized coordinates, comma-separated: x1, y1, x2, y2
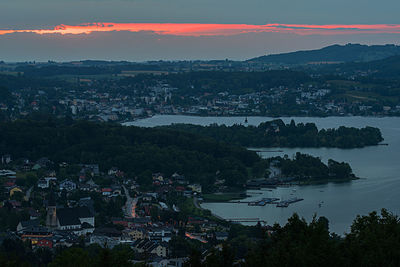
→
(2, 22, 400, 37)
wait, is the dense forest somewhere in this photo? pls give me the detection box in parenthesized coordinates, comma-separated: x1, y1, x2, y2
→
(0, 119, 265, 189)
(272, 152, 355, 182)
(161, 119, 384, 148)
(0, 209, 399, 266)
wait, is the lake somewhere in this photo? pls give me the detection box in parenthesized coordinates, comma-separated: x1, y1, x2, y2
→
(125, 115, 400, 234)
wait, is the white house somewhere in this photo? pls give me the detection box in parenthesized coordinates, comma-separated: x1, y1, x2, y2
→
(59, 179, 77, 191)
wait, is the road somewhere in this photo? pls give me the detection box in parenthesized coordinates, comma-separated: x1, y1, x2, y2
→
(122, 185, 137, 218)
(25, 186, 33, 201)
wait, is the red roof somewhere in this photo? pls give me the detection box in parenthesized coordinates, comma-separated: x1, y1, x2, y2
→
(101, 188, 112, 192)
(4, 181, 15, 187)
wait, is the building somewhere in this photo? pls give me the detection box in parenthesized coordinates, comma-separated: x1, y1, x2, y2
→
(148, 227, 173, 242)
(132, 239, 168, 258)
(46, 193, 58, 228)
(20, 226, 53, 246)
(17, 219, 40, 233)
(188, 184, 202, 193)
(38, 178, 48, 189)
(38, 177, 57, 189)
(59, 179, 77, 191)
(215, 232, 229, 241)
(1, 155, 11, 165)
(127, 228, 148, 240)
(56, 206, 95, 232)
(0, 169, 16, 177)
(101, 188, 112, 196)
(9, 186, 23, 197)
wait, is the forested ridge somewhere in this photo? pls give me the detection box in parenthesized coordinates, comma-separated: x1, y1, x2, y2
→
(0, 119, 264, 188)
(161, 119, 384, 148)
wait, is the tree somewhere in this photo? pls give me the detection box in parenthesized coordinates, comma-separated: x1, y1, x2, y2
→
(49, 248, 91, 267)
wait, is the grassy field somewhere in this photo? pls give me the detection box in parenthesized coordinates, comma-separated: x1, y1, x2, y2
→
(202, 192, 246, 202)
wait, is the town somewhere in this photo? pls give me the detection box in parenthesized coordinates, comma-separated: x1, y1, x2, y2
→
(1, 60, 400, 124)
(0, 154, 268, 266)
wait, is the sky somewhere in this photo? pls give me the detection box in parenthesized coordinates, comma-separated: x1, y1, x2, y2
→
(1, 0, 400, 61)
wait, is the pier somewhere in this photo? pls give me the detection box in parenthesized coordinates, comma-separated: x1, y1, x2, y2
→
(226, 218, 267, 223)
(231, 197, 304, 207)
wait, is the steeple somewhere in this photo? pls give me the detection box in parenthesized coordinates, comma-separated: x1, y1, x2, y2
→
(46, 191, 58, 228)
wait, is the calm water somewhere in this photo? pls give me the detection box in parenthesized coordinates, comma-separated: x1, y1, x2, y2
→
(126, 115, 400, 234)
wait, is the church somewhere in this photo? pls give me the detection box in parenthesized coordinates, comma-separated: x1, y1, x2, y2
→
(46, 193, 95, 235)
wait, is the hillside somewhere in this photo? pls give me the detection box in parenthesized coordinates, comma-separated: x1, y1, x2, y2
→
(323, 55, 400, 80)
(248, 44, 400, 64)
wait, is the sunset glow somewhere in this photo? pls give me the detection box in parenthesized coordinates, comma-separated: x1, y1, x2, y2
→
(2, 23, 400, 37)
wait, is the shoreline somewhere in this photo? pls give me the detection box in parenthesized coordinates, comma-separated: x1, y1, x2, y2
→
(122, 114, 400, 125)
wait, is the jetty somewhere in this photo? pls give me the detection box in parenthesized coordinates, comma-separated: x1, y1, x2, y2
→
(276, 197, 304, 208)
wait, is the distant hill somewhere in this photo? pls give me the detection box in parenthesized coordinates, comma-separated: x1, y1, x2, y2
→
(248, 44, 400, 64)
(324, 55, 400, 80)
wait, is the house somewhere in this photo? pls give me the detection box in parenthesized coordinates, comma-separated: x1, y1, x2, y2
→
(93, 227, 122, 240)
(46, 170, 56, 177)
(148, 227, 174, 242)
(59, 179, 77, 191)
(90, 235, 120, 249)
(20, 226, 53, 245)
(80, 164, 100, 176)
(127, 228, 148, 240)
(86, 179, 99, 190)
(36, 157, 52, 168)
(188, 184, 202, 193)
(112, 217, 152, 228)
(79, 184, 91, 191)
(17, 219, 40, 233)
(156, 258, 187, 267)
(0, 169, 16, 177)
(78, 174, 86, 183)
(9, 186, 23, 197)
(108, 167, 119, 176)
(172, 173, 188, 185)
(37, 178, 48, 189)
(38, 177, 57, 189)
(141, 194, 153, 202)
(132, 239, 168, 258)
(56, 206, 95, 233)
(215, 232, 229, 241)
(1, 155, 11, 165)
(29, 209, 41, 220)
(3, 180, 15, 189)
(6, 200, 21, 209)
(187, 216, 208, 227)
(36, 238, 53, 249)
(183, 190, 192, 198)
(101, 188, 112, 196)
(111, 185, 122, 195)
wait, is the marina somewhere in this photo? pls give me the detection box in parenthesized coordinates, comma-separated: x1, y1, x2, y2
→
(231, 197, 304, 208)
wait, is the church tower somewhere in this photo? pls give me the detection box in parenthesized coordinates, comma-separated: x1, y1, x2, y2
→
(46, 191, 58, 228)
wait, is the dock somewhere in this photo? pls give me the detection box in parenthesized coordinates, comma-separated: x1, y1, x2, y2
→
(276, 197, 304, 208)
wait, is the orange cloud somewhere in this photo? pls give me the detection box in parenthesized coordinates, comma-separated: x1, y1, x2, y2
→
(1, 23, 400, 36)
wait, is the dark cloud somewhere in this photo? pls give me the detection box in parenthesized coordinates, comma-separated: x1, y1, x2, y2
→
(1, 31, 400, 62)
